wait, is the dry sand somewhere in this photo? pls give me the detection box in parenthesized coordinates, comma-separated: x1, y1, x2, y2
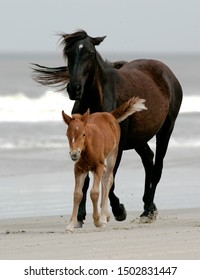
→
(0, 208, 200, 260)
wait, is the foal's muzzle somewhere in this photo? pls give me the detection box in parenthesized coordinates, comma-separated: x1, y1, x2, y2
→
(67, 83, 82, 100)
(70, 150, 81, 161)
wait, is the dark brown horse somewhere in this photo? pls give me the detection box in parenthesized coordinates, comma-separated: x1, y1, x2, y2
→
(32, 30, 183, 225)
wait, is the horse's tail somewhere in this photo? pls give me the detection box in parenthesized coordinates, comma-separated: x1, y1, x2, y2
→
(31, 64, 69, 90)
(111, 97, 147, 123)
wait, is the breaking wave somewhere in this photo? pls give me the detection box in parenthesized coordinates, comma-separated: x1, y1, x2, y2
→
(0, 92, 200, 122)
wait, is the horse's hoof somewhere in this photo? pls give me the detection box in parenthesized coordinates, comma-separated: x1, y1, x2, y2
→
(139, 210, 158, 223)
(113, 204, 127, 221)
(75, 221, 84, 228)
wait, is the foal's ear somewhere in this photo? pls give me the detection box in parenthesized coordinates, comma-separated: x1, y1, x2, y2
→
(82, 109, 90, 123)
(62, 110, 72, 125)
(91, 36, 106, 46)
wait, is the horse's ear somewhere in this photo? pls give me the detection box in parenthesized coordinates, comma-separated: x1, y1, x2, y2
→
(82, 109, 90, 123)
(91, 36, 106, 46)
(62, 110, 72, 125)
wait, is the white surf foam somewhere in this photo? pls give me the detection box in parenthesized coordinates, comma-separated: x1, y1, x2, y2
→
(0, 91, 74, 122)
(0, 92, 199, 122)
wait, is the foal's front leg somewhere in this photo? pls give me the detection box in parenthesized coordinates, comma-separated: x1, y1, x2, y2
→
(66, 168, 87, 233)
(90, 165, 104, 227)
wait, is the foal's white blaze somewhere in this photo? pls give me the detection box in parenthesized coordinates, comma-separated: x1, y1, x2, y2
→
(79, 44, 83, 50)
(72, 137, 75, 143)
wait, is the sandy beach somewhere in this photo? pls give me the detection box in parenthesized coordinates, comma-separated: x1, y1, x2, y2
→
(1, 142, 200, 260)
(0, 208, 200, 260)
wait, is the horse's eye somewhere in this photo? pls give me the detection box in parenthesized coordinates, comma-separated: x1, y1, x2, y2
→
(83, 133, 86, 137)
(89, 52, 95, 58)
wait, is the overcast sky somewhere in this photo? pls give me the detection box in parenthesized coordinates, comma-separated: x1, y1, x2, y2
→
(0, 0, 200, 54)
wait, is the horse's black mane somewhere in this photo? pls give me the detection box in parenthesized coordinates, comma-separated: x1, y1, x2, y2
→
(32, 30, 127, 90)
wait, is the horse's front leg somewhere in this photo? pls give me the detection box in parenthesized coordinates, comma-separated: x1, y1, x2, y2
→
(66, 169, 87, 233)
(90, 165, 104, 227)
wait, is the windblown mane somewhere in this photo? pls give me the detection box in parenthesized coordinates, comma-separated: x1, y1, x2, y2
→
(31, 29, 127, 90)
(31, 64, 69, 90)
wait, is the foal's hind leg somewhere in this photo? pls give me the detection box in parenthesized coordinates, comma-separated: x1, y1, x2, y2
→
(100, 154, 117, 226)
(90, 165, 105, 227)
(109, 147, 127, 221)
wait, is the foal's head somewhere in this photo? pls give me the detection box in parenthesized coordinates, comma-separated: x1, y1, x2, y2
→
(61, 30, 106, 100)
(62, 110, 90, 161)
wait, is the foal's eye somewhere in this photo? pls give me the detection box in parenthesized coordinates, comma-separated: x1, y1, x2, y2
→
(83, 133, 86, 137)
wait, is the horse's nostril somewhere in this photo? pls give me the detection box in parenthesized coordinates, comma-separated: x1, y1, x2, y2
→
(76, 84, 81, 91)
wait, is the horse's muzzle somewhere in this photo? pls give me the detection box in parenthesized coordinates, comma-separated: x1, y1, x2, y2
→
(67, 83, 82, 100)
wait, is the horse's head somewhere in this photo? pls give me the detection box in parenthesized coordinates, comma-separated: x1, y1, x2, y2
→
(61, 30, 106, 100)
(62, 109, 90, 161)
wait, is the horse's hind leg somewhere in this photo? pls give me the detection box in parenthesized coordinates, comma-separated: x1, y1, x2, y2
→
(135, 144, 156, 221)
(140, 120, 175, 222)
(148, 121, 175, 211)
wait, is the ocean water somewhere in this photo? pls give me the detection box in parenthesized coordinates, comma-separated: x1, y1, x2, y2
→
(0, 52, 200, 219)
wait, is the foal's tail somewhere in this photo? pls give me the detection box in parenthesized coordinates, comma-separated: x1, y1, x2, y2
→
(111, 97, 147, 123)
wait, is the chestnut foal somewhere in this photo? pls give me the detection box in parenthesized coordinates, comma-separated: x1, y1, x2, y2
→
(62, 97, 146, 232)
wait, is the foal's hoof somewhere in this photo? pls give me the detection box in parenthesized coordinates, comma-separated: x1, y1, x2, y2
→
(107, 215, 110, 222)
(94, 220, 102, 228)
(113, 204, 127, 221)
(75, 221, 84, 228)
(94, 218, 107, 228)
(139, 209, 158, 223)
(65, 227, 74, 233)
(100, 223, 107, 229)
